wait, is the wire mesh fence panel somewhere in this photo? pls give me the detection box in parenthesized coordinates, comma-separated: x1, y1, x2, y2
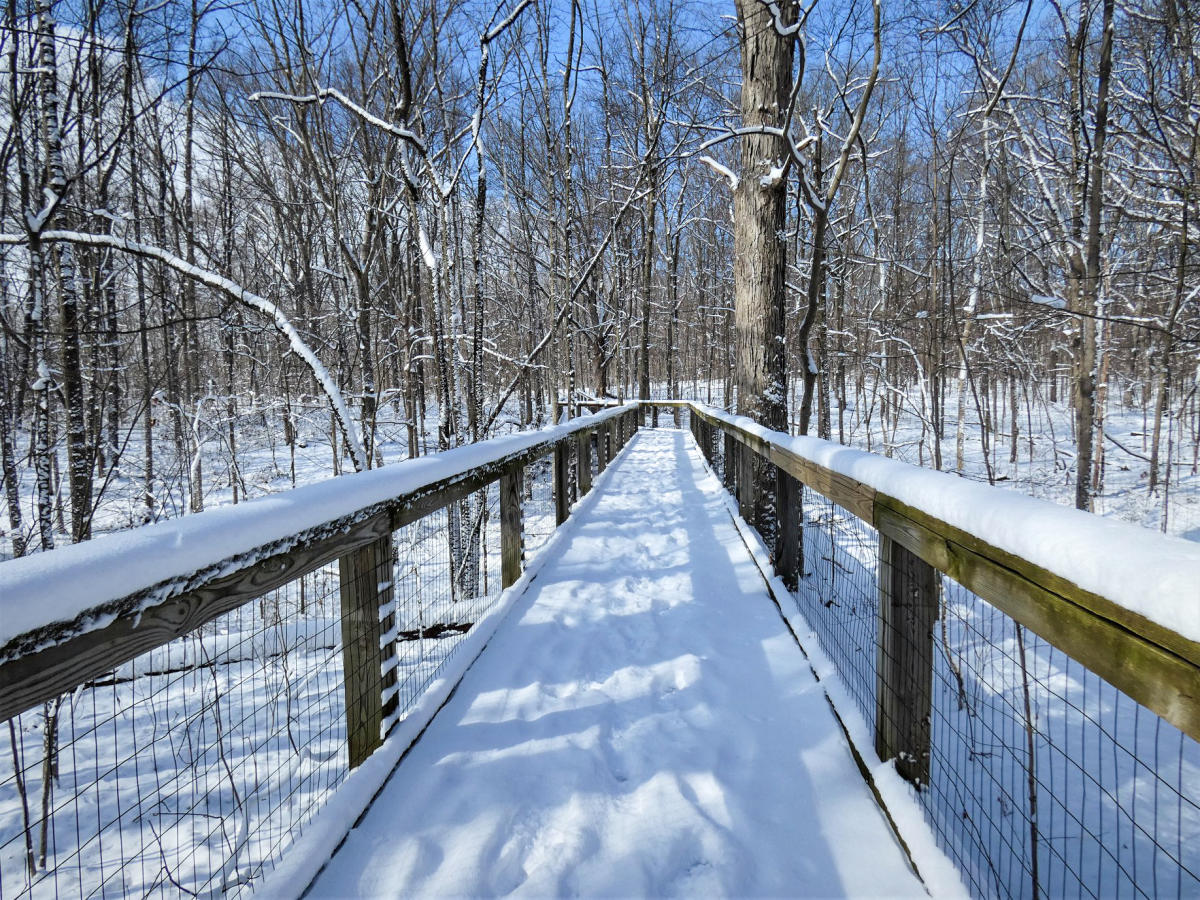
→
(713, 425, 727, 482)
(647, 412, 1199, 897)
(926, 581, 1200, 899)
(785, 484, 1200, 900)
(0, 563, 349, 898)
(523, 456, 557, 560)
(387, 488, 504, 734)
(479, 482, 502, 599)
(791, 490, 880, 728)
(0, 419, 623, 898)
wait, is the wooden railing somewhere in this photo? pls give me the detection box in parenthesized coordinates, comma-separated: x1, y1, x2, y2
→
(650, 400, 1200, 745)
(2, 397, 1196, 898)
(0, 405, 640, 725)
(0, 403, 640, 897)
(647, 399, 1200, 899)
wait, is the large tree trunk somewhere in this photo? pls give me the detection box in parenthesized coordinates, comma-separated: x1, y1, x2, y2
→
(733, 0, 794, 527)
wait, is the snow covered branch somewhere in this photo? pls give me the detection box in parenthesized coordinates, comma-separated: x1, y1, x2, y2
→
(0, 230, 368, 472)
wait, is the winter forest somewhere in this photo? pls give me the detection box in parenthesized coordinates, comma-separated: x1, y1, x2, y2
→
(0, 0, 1198, 560)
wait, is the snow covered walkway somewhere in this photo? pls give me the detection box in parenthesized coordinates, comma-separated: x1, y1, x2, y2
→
(307, 429, 929, 898)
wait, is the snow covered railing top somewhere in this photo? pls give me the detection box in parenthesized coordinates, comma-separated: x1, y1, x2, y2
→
(668, 401, 1200, 742)
(0, 404, 637, 722)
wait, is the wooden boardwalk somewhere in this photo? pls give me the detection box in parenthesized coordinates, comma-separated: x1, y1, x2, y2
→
(305, 429, 928, 898)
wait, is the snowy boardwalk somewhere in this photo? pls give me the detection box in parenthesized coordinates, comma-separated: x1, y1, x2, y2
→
(308, 429, 925, 897)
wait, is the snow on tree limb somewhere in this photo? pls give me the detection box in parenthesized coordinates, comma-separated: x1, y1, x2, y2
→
(483, 0, 534, 44)
(249, 87, 427, 154)
(0, 229, 369, 472)
(698, 156, 739, 190)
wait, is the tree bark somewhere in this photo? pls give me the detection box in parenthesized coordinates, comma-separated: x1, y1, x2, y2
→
(733, 0, 794, 526)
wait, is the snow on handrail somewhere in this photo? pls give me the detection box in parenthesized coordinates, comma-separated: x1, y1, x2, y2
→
(0, 403, 635, 659)
(671, 399, 1200, 740)
(685, 401, 1200, 644)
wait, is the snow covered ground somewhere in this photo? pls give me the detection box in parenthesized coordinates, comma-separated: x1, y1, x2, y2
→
(3, 388, 1194, 897)
(301, 429, 958, 898)
(2, 382, 1195, 566)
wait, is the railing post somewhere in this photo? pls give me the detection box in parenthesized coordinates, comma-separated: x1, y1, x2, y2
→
(577, 429, 592, 496)
(736, 444, 755, 524)
(553, 439, 570, 526)
(723, 431, 736, 492)
(500, 465, 524, 588)
(875, 534, 939, 788)
(339, 534, 394, 768)
(596, 425, 608, 473)
(775, 469, 801, 591)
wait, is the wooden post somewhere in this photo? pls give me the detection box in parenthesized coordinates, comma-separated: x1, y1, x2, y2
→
(339, 534, 394, 768)
(702, 421, 716, 465)
(737, 443, 755, 524)
(723, 431, 737, 492)
(553, 440, 570, 526)
(775, 469, 800, 590)
(875, 534, 939, 788)
(596, 425, 608, 473)
(500, 465, 524, 588)
(577, 430, 592, 496)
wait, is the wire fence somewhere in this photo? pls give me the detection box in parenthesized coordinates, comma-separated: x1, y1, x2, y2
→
(0, 459, 558, 898)
(706, 429, 1200, 899)
(523, 455, 558, 560)
(1, 563, 348, 897)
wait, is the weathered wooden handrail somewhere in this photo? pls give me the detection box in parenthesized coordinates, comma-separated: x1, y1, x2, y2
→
(0, 404, 641, 726)
(647, 400, 1200, 746)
